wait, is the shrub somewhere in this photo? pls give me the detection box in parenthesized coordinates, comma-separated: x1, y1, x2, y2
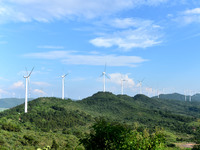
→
(1, 122, 21, 132)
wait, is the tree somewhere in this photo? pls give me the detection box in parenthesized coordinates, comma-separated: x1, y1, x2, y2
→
(80, 118, 166, 150)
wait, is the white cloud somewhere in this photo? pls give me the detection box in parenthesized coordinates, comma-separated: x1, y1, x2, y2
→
(33, 89, 47, 96)
(184, 8, 200, 15)
(24, 50, 148, 67)
(109, 73, 135, 88)
(32, 82, 51, 87)
(0, 88, 8, 94)
(0, 0, 169, 23)
(11, 81, 24, 89)
(176, 8, 200, 24)
(90, 18, 163, 50)
(110, 18, 154, 29)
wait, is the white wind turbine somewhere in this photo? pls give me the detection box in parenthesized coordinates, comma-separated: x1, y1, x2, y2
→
(121, 75, 127, 95)
(184, 90, 187, 101)
(189, 90, 192, 102)
(146, 87, 152, 97)
(157, 89, 160, 98)
(61, 74, 68, 99)
(100, 64, 110, 92)
(23, 67, 34, 113)
(138, 78, 145, 94)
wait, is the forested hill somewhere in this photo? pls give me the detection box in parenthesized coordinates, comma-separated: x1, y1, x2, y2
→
(1, 92, 199, 132)
(154, 93, 200, 102)
(0, 92, 200, 149)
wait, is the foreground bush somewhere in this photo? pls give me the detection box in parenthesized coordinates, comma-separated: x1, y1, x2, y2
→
(80, 119, 166, 150)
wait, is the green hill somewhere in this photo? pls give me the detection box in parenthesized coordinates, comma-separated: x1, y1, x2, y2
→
(0, 92, 199, 149)
(154, 93, 200, 102)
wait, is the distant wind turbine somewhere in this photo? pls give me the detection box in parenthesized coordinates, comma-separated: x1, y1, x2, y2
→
(157, 89, 160, 98)
(121, 75, 127, 95)
(184, 90, 187, 101)
(146, 87, 152, 97)
(23, 67, 34, 113)
(189, 90, 192, 102)
(61, 74, 68, 99)
(100, 64, 110, 92)
(138, 78, 145, 94)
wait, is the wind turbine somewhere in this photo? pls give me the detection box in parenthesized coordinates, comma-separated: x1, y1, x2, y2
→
(146, 87, 152, 97)
(23, 67, 34, 113)
(189, 90, 192, 102)
(184, 90, 187, 101)
(138, 78, 145, 94)
(157, 89, 160, 98)
(121, 75, 127, 95)
(100, 64, 110, 92)
(61, 74, 68, 99)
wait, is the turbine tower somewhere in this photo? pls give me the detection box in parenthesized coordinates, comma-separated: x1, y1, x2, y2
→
(23, 67, 34, 113)
(61, 74, 68, 99)
(121, 77, 127, 95)
(189, 90, 192, 102)
(184, 90, 187, 101)
(138, 78, 144, 94)
(100, 64, 109, 92)
(157, 89, 160, 98)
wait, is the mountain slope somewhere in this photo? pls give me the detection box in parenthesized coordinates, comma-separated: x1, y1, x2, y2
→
(0, 92, 200, 149)
(155, 93, 200, 102)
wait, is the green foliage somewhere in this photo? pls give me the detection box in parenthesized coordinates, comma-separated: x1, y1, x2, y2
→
(192, 144, 200, 150)
(22, 135, 39, 145)
(51, 139, 59, 150)
(0, 92, 200, 149)
(80, 119, 166, 150)
(37, 145, 51, 150)
(1, 122, 21, 132)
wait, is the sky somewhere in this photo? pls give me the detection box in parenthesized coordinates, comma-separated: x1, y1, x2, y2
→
(1, 0, 200, 99)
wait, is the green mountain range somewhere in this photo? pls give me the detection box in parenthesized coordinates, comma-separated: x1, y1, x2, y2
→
(0, 92, 199, 149)
(154, 93, 200, 102)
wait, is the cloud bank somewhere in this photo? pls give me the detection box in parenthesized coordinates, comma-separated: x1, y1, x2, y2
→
(24, 51, 148, 67)
(0, 0, 169, 23)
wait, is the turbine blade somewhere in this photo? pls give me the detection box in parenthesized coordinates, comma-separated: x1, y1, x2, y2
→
(141, 78, 145, 82)
(28, 67, 34, 77)
(105, 74, 110, 79)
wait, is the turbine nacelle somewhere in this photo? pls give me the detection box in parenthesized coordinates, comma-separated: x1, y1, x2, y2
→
(61, 73, 68, 78)
(24, 67, 34, 78)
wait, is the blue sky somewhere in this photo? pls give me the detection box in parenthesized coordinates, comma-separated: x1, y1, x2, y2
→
(1, 0, 200, 99)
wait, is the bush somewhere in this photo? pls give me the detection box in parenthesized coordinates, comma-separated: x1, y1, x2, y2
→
(51, 139, 59, 150)
(1, 122, 21, 132)
(192, 144, 200, 150)
(80, 119, 166, 150)
(21, 135, 39, 146)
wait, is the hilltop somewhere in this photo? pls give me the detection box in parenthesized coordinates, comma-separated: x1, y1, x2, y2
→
(0, 92, 200, 149)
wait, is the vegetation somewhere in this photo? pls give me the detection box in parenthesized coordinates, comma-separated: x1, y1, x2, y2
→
(0, 92, 199, 149)
(80, 118, 166, 150)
